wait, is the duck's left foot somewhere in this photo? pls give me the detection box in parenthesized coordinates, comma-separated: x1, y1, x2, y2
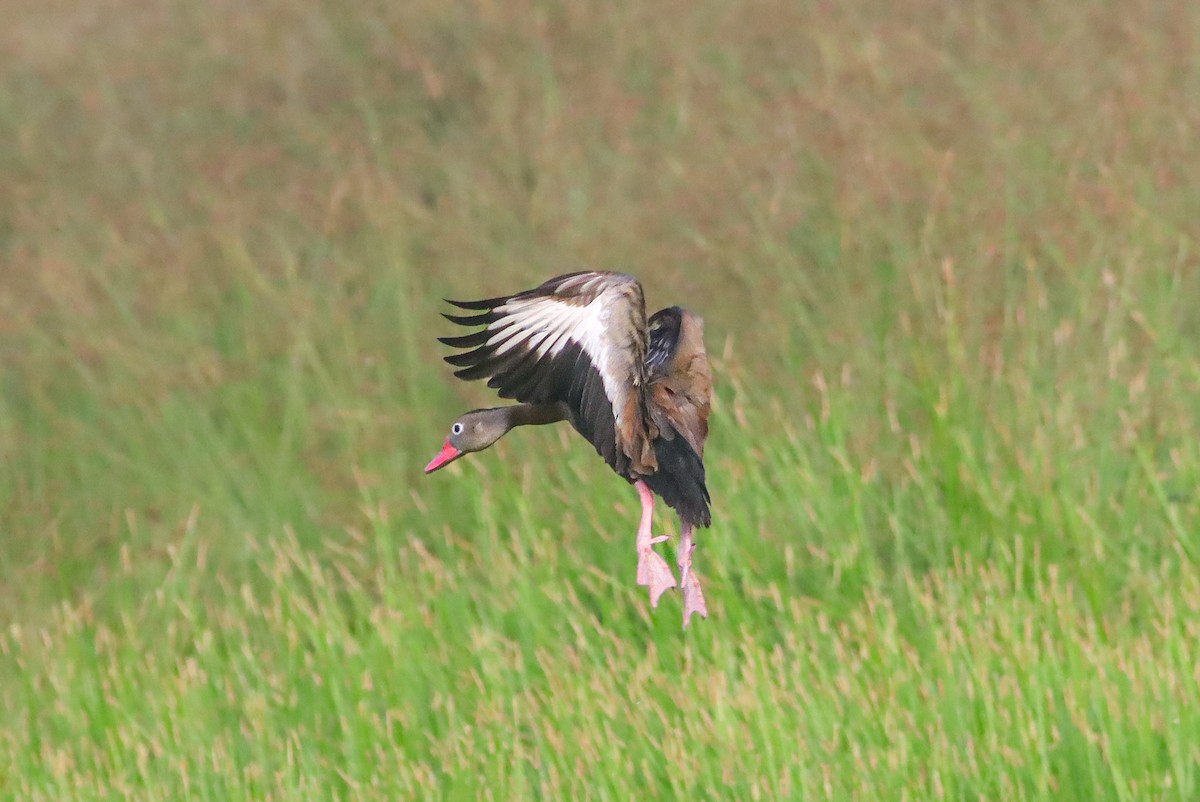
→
(678, 523, 708, 628)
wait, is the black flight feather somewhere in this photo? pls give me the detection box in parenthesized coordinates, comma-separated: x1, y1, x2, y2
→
(442, 310, 501, 327)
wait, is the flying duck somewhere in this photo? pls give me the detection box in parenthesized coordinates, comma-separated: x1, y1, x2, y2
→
(424, 271, 713, 626)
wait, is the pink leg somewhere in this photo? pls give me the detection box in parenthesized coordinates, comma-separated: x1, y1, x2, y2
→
(634, 481, 676, 607)
(678, 522, 708, 628)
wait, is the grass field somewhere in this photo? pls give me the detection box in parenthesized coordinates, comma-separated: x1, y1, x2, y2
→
(3, 0, 1200, 799)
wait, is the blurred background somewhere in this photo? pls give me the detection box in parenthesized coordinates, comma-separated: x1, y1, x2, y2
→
(2, 1, 1199, 798)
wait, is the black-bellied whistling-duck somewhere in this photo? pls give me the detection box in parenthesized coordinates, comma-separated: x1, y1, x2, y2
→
(424, 271, 713, 626)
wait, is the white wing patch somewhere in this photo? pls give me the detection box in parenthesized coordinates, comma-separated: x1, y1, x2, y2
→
(493, 290, 630, 420)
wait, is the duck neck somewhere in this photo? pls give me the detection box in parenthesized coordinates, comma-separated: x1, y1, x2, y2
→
(506, 402, 569, 428)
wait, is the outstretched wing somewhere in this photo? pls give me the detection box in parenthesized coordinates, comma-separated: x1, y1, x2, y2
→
(438, 271, 656, 476)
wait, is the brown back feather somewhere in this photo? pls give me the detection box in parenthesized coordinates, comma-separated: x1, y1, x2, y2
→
(648, 310, 712, 458)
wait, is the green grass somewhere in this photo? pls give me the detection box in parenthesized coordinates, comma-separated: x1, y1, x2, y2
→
(3, 0, 1200, 798)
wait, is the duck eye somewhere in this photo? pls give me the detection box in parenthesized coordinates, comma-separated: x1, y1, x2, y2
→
(451, 422, 464, 436)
